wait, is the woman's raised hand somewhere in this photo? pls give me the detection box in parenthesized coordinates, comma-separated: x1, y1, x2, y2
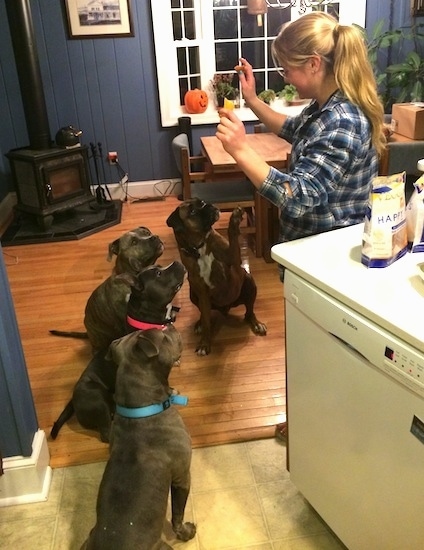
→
(235, 58, 257, 106)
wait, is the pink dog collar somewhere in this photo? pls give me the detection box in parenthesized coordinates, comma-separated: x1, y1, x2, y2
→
(126, 316, 167, 331)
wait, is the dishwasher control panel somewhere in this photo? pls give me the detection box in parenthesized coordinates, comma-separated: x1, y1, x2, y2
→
(383, 345, 424, 397)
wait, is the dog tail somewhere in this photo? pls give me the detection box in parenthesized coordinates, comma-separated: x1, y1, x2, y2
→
(49, 329, 88, 339)
(50, 400, 75, 440)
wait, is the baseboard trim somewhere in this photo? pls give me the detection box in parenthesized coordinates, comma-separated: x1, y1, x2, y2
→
(0, 430, 52, 507)
(90, 178, 181, 202)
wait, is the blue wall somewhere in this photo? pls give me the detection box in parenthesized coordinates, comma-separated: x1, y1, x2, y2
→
(0, 0, 413, 203)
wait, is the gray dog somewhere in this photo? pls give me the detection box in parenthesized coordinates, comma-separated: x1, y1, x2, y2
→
(81, 326, 196, 549)
(50, 261, 186, 443)
(50, 226, 164, 351)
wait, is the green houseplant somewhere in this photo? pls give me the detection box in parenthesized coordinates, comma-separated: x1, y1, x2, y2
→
(361, 20, 424, 110)
(210, 73, 238, 107)
(277, 84, 299, 103)
(258, 89, 276, 105)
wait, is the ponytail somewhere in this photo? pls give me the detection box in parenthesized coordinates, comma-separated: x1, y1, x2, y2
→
(333, 24, 385, 156)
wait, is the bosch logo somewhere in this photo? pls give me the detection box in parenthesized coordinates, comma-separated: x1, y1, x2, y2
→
(343, 318, 358, 330)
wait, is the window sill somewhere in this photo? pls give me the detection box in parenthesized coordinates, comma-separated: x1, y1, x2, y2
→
(166, 100, 310, 128)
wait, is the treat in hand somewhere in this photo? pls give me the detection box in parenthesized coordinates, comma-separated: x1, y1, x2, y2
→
(235, 64, 246, 75)
(223, 97, 235, 110)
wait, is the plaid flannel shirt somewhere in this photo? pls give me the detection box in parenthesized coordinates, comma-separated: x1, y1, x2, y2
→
(259, 90, 378, 243)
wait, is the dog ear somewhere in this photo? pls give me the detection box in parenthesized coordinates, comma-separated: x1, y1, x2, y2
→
(166, 208, 184, 231)
(115, 272, 137, 288)
(106, 336, 122, 362)
(136, 329, 162, 358)
(136, 226, 152, 236)
(107, 238, 120, 261)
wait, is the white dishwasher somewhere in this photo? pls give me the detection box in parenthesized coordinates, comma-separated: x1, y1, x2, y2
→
(271, 224, 424, 550)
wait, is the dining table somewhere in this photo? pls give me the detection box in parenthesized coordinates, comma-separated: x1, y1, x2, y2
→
(200, 132, 292, 262)
(200, 132, 291, 174)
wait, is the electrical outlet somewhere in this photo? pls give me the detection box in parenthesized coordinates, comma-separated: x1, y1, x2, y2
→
(107, 151, 118, 164)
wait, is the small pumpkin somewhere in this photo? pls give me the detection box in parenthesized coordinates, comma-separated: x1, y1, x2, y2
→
(184, 89, 208, 114)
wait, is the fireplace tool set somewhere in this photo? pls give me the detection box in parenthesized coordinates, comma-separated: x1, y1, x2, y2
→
(88, 141, 114, 207)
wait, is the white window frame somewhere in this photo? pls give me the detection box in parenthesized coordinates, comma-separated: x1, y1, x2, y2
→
(151, 0, 367, 127)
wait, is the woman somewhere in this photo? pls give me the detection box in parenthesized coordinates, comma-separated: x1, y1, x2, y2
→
(217, 11, 385, 271)
(216, 12, 385, 439)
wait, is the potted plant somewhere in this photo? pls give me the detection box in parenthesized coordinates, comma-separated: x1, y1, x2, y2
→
(210, 73, 238, 107)
(258, 89, 276, 105)
(360, 20, 424, 111)
(277, 84, 301, 105)
(385, 51, 424, 104)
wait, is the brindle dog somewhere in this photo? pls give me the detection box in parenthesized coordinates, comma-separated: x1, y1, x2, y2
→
(50, 226, 164, 351)
(167, 198, 266, 355)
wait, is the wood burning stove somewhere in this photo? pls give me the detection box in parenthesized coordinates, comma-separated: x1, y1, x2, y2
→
(6, 146, 93, 230)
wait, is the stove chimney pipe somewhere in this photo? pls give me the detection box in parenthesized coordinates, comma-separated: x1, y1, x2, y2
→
(5, 0, 52, 150)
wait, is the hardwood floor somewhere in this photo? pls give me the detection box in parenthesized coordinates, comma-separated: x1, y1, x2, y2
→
(3, 196, 286, 468)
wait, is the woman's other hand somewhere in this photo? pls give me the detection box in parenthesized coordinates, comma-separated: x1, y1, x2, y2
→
(235, 58, 257, 106)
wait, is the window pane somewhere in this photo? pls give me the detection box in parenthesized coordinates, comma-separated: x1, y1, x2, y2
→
(171, 0, 180, 8)
(269, 70, 285, 93)
(183, 0, 193, 7)
(268, 9, 291, 36)
(241, 8, 264, 39)
(214, 9, 238, 39)
(179, 78, 189, 104)
(172, 11, 183, 40)
(327, 3, 340, 18)
(241, 40, 265, 68)
(184, 10, 196, 39)
(215, 42, 239, 71)
(254, 70, 265, 93)
(190, 76, 201, 89)
(312, 1, 340, 17)
(188, 47, 200, 73)
(213, 0, 238, 6)
(267, 38, 278, 68)
(177, 48, 187, 74)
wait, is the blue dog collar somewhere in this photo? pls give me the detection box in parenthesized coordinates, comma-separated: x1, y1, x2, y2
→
(116, 394, 188, 419)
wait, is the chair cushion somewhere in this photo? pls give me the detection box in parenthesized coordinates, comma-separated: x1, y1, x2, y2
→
(172, 133, 190, 172)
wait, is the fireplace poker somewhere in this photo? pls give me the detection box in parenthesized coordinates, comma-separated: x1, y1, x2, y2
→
(98, 142, 107, 183)
(98, 142, 112, 201)
(90, 142, 110, 205)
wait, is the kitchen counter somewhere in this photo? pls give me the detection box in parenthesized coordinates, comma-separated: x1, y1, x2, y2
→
(271, 223, 424, 353)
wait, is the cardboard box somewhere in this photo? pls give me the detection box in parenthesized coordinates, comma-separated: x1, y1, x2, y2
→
(391, 103, 424, 140)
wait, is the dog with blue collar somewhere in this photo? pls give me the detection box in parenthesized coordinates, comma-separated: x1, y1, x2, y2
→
(81, 326, 196, 549)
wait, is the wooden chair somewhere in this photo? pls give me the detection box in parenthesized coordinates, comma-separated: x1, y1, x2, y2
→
(172, 133, 263, 257)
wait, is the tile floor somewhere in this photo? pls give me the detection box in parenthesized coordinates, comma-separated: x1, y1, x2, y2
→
(0, 438, 346, 550)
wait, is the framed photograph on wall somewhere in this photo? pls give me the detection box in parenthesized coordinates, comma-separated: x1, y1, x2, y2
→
(64, 0, 134, 39)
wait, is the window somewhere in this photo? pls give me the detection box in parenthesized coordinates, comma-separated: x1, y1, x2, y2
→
(151, 0, 367, 127)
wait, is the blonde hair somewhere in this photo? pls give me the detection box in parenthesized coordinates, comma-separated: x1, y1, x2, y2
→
(272, 12, 386, 156)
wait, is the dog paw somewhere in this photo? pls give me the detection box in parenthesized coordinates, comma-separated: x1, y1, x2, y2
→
(229, 206, 244, 229)
(247, 317, 267, 336)
(195, 343, 210, 356)
(174, 521, 196, 541)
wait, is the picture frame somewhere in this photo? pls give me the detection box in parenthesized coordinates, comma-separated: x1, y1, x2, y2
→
(64, 0, 134, 39)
